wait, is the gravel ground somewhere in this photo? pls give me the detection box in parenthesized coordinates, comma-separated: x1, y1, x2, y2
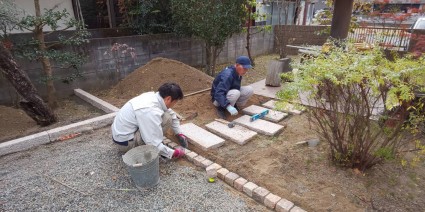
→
(0, 127, 268, 211)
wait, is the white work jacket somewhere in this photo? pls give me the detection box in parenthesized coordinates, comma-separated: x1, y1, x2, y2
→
(111, 92, 181, 158)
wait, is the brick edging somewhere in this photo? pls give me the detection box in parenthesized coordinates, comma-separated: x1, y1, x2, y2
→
(164, 140, 307, 212)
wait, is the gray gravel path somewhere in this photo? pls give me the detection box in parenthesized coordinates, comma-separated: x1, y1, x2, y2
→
(0, 127, 267, 211)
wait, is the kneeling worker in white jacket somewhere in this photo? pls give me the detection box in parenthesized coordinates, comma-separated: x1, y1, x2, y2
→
(111, 82, 188, 159)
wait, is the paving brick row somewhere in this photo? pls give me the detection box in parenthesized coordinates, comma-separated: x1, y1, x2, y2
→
(264, 193, 282, 209)
(252, 187, 270, 203)
(234, 177, 248, 191)
(224, 172, 239, 186)
(217, 168, 230, 180)
(276, 198, 295, 212)
(243, 182, 259, 197)
(180, 123, 225, 150)
(233, 115, 284, 136)
(205, 121, 257, 145)
(242, 105, 288, 123)
(183, 149, 307, 212)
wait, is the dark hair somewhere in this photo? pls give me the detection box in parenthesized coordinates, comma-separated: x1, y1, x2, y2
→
(158, 82, 184, 101)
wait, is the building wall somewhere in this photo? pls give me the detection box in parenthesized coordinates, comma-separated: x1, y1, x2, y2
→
(10, 0, 75, 33)
(0, 27, 274, 104)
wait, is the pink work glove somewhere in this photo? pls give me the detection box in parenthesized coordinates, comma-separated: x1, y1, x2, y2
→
(172, 147, 185, 158)
(176, 133, 188, 148)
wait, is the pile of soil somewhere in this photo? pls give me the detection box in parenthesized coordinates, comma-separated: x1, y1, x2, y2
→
(100, 57, 213, 106)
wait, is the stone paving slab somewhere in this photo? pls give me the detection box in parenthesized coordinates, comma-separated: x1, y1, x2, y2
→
(0, 113, 116, 157)
(262, 100, 305, 115)
(0, 132, 50, 156)
(47, 113, 116, 141)
(242, 105, 288, 123)
(249, 79, 281, 99)
(233, 115, 284, 136)
(205, 121, 257, 145)
(180, 123, 225, 150)
(74, 88, 119, 113)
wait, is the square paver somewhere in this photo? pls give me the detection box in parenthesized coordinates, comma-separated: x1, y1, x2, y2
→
(205, 121, 257, 145)
(290, 206, 306, 212)
(252, 187, 270, 203)
(180, 123, 225, 150)
(206, 165, 217, 178)
(200, 159, 213, 168)
(193, 155, 206, 167)
(217, 168, 229, 180)
(207, 163, 222, 170)
(233, 115, 284, 136)
(243, 182, 259, 197)
(242, 105, 288, 122)
(185, 151, 198, 162)
(234, 177, 248, 191)
(163, 138, 172, 145)
(224, 172, 239, 186)
(264, 193, 282, 209)
(168, 142, 178, 148)
(276, 198, 295, 212)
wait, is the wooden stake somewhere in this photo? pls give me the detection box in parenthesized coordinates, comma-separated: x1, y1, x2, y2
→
(43, 174, 91, 196)
(184, 88, 211, 97)
(101, 188, 138, 192)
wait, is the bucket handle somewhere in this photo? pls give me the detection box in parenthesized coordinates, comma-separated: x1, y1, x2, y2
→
(132, 163, 143, 167)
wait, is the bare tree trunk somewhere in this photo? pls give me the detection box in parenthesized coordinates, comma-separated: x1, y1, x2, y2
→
(205, 44, 211, 76)
(211, 46, 219, 77)
(34, 0, 58, 108)
(245, 4, 255, 66)
(0, 43, 57, 126)
(330, 0, 354, 39)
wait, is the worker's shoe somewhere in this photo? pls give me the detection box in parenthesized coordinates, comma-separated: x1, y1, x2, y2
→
(215, 106, 226, 119)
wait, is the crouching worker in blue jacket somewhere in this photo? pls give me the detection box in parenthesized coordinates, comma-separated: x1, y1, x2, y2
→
(211, 56, 254, 119)
(111, 82, 188, 159)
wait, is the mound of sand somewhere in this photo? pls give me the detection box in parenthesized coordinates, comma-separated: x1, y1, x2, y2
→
(108, 57, 213, 100)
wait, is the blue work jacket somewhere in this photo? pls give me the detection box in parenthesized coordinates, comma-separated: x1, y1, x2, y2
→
(211, 65, 242, 108)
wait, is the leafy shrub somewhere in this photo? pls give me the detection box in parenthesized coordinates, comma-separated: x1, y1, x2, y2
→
(278, 43, 425, 171)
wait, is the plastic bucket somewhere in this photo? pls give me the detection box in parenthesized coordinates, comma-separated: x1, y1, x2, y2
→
(122, 145, 160, 189)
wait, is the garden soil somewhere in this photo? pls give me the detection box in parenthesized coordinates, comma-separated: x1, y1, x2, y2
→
(1, 56, 424, 211)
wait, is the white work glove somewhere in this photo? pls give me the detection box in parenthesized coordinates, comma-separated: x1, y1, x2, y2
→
(226, 105, 238, 116)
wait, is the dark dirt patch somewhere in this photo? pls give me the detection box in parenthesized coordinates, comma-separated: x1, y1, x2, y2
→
(0, 97, 104, 143)
(1, 55, 424, 211)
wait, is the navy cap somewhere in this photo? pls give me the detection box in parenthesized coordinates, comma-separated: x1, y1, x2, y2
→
(236, 56, 252, 69)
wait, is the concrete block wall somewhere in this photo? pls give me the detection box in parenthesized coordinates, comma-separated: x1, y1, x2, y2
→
(274, 25, 329, 55)
(0, 27, 273, 105)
